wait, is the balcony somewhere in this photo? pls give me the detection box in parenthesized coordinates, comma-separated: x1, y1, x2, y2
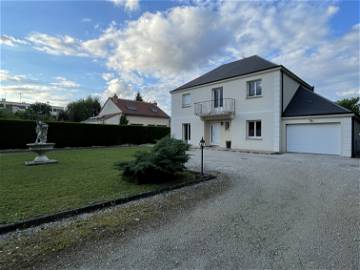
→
(194, 98, 235, 119)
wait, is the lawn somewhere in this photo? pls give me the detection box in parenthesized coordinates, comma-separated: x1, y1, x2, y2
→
(0, 147, 196, 224)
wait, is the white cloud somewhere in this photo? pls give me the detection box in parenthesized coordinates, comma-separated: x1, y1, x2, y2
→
(26, 33, 89, 57)
(81, 18, 92, 23)
(0, 69, 27, 82)
(110, 0, 140, 11)
(0, 70, 80, 106)
(327, 5, 339, 16)
(51, 76, 80, 89)
(8, 2, 359, 111)
(0, 35, 27, 47)
(336, 89, 360, 97)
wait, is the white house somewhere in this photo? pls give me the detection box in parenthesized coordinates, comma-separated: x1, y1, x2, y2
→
(170, 55, 360, 157)
(0, 98, 64, 117)
(83, 95, 170, 127)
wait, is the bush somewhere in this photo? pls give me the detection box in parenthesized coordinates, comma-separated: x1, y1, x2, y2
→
(0, 119, 170, 149)
(115, 137, 190, 184)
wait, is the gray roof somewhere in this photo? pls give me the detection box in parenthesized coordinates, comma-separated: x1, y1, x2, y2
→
(283, 86, 351, 117)
(173, 55, 280, 91)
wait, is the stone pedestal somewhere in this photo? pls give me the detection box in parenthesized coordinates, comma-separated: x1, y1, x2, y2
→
(25, 143, 58, 166)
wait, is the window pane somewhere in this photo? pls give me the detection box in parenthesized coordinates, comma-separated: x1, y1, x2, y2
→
(182, 94, 191, 107)
(256, 121, 261, 137)
(248, 122, 255, 137)
(256, 81, 262, 96)
(248, 82, 255, 96)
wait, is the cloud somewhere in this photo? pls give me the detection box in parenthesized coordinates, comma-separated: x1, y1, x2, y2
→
(0, 69, 28, 82)
(336, 89, 360, 97)
(9, 1, 359, 112)
(109, 0, 140, 11)
(0, 35, 27, 47)
(51, 76, 80, 89)
(0, 70, 80, 106)
(81, 18, 92, 23)
(26, 33, 89, 57)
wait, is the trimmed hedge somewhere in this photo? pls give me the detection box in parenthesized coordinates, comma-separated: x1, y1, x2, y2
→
(0, 119, 170, 150)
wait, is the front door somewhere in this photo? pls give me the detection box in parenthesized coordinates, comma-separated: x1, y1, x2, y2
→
(210, 123, 220, 145)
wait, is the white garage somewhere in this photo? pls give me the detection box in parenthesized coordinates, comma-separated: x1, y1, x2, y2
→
(286, 123, 341, 155)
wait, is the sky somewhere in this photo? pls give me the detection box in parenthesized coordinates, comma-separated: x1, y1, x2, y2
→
(0, 0, 359, 114)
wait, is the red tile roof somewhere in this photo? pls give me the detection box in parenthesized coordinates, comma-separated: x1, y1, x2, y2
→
(110, 96, 170, 119)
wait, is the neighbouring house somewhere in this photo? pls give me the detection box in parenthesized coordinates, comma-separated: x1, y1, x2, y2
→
(170, 55, 360, 157)
(0, 98, 64, 117)
(83, 95, 170, 127)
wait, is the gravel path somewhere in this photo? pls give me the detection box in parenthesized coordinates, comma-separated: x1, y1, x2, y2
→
(39, 150, 360, 269)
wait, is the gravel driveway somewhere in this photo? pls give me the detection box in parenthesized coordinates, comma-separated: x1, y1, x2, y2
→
(40, 150, 359, 269)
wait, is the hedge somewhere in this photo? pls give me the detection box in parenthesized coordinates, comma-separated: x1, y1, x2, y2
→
(0, 119, 170, 150)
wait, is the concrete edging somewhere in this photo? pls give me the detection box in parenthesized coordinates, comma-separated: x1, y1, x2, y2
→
(0, 172, 216, 235)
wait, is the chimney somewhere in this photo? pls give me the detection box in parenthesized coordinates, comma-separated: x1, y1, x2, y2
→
(113, 94, 118, 100)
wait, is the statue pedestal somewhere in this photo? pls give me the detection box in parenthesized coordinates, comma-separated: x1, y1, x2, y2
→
(25, 143, 58, 166)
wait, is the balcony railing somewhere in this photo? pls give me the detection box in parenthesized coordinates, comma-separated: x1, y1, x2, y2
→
(194, 98, 235, 118)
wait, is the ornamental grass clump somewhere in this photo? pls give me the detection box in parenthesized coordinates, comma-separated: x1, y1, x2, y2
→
(115, 137, 190, 184)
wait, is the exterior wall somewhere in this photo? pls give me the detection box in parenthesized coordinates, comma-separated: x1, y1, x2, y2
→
(282, 73, 300, 111)
(353, 118, 360, 157)
(281, 115, 353, 157)
(104, 114, 121, 125)
(99, 99, 120, 116)
(171, 69, 282, 152)
(126, 115, 170, 126)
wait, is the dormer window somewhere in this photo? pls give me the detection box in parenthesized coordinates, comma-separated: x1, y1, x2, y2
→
(126, 105, 137, 111)
(247, 79, 262, 97)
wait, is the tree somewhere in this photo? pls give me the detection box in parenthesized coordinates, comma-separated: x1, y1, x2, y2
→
(119, 114, 129, 125)
(23, 102, 52, 120)
(135, 92, 143, 102)
(336, 97, 360, 115)
(66, 96, 101, 122)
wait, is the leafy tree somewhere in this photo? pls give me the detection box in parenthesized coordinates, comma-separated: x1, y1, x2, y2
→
(57, 110, 69, 121)
(336, 97, 359, 115)
(66, 96, 101, 122)
(115, 137, 190, 184)
(23, 102, 53, 120)
(135, 92, 143, 102)
(119, 114, 129, 125)
(0, 109, 18, 119)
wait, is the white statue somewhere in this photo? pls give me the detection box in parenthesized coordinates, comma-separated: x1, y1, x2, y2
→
(35, 120, 48, 144)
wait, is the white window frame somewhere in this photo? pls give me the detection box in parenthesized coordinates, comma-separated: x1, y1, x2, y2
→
(182, 93, 192, 108)
(247, 79, 262, 98)
(247, 120, 262, 139)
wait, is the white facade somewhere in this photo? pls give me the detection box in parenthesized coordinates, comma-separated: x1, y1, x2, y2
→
(171, 68, 354, 157)
(84, 99, 170, 127)
(0, 99, 64, 117)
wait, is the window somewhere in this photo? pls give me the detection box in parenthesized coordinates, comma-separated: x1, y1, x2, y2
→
(247, 120, 262, 138)
(182, 93, 191, 108)
(182, 123, 191, 142)
(247, 80, 262, 97)
(127, 105, 137, 111)
(212, 87, 223, 108)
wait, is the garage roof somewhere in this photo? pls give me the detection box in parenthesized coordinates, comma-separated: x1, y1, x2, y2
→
(283, 86, 351, 117)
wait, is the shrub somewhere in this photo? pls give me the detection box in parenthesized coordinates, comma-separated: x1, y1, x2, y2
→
(115, 137, 190, 184)
(0, 119, 170, 149)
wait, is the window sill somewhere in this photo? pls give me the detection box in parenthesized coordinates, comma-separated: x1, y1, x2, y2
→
(246, 137, 263, 140)
(246, 95, 263, 99)
(182, 105, 192, 108)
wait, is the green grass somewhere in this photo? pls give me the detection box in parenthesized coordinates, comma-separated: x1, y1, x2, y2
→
(0, 147, 195, 224)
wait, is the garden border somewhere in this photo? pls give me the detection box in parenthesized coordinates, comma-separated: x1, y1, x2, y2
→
(0, 172, 216, 235)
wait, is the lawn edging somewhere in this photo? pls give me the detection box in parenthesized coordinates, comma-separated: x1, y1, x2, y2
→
(0, 172, 215, 235)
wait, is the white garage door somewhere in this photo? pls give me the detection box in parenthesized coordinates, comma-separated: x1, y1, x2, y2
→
(286, 123, 341, 155)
